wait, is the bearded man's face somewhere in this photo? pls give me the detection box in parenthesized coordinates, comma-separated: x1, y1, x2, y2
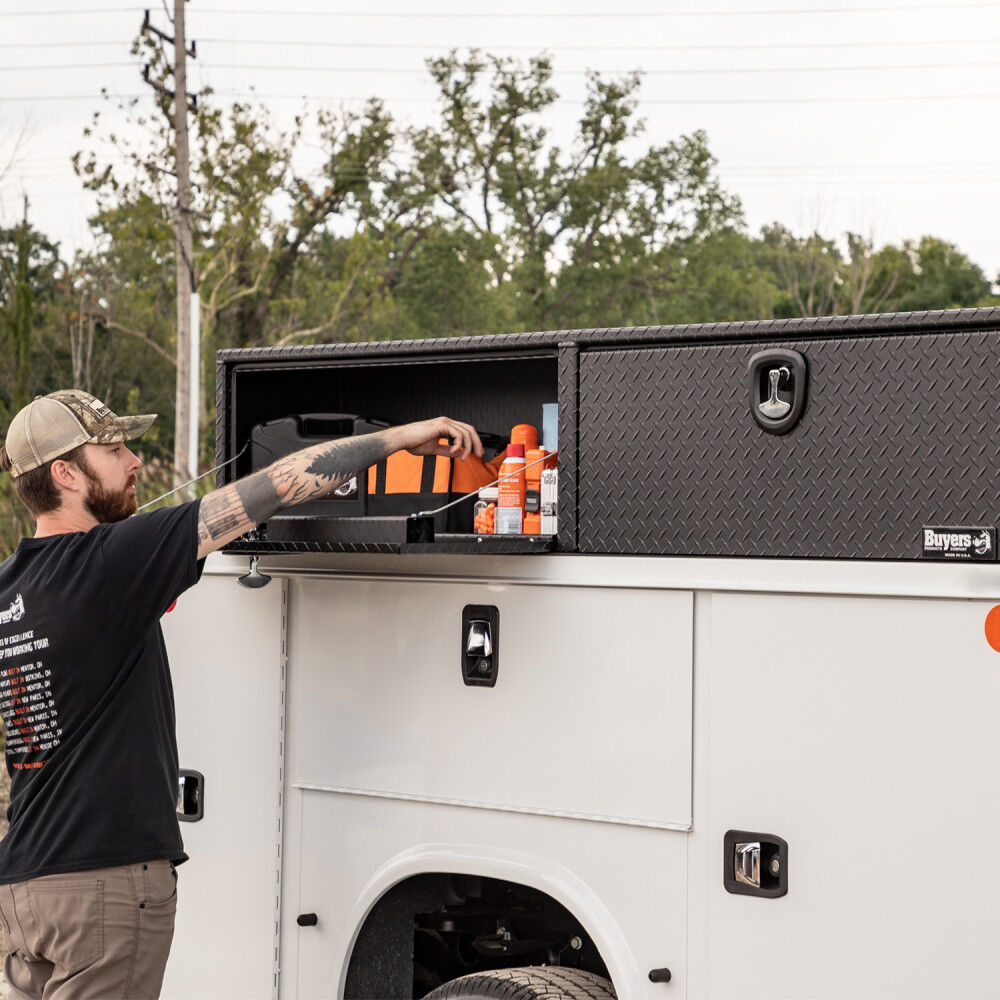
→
(76, 449, 139, 524)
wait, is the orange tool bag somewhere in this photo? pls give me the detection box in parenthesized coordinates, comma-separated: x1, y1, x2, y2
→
(368, 443, 504, 532)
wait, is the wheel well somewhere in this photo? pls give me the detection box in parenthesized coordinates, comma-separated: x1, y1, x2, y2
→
(344, 873, 612, 999)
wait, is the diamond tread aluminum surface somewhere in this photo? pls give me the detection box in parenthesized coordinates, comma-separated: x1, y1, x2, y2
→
(578, 330, 1000, 559)
(557, 343, 579, 551)
(215, 307, 1000, 365)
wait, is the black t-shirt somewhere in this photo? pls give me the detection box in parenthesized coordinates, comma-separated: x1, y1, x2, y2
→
(0, 500, 204, 884)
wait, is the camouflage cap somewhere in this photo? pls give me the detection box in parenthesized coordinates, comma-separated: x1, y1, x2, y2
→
(3, 390, 157, 478)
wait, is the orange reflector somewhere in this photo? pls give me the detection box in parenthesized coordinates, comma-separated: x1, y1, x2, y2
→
(985, 605, 1000, 651)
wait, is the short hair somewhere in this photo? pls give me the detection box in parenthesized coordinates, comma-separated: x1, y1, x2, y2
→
(3, 444, 90, 517)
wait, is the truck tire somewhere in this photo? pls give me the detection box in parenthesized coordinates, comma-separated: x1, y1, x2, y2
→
(421, 966, 617, 1000)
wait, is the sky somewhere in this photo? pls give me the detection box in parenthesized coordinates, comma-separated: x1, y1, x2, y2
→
(1, 0, 999, 286)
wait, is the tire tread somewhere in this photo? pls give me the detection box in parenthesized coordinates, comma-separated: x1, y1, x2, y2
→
(422, 965, 616, 1000)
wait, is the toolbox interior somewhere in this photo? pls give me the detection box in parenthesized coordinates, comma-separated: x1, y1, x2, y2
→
(227, 354, 557, 481)
(222, 352, 559, 553)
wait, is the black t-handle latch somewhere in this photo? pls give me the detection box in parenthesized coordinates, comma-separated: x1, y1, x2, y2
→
(748, 348, 808, 435)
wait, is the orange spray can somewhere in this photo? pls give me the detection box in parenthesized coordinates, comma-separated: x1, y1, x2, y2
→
(510, 424, 538, 453)
(496, 444, 526, 535)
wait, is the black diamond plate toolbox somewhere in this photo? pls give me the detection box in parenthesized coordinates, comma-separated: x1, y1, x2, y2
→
(578, 330, 1000, 559)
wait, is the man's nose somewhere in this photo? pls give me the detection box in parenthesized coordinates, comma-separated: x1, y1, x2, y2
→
(127, 449, 141, 471)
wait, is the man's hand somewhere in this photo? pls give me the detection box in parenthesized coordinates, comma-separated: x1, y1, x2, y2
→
(392, 417, 484, 462)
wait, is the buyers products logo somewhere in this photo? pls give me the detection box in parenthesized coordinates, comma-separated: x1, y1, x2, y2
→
(0, 595, 25, 626)
(921, 526, 996, 561)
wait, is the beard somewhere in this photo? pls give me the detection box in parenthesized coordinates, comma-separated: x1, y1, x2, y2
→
(81, 465, 138, 524)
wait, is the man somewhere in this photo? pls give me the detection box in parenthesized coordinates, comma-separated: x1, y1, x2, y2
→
(0, 389, 482, 1000)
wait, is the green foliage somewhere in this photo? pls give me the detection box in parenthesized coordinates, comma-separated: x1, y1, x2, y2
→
(407, 54, 745, 333)
(1, 226, 34, 424)
(890, 236, 993, 312)
(749, 226, 995, 318)
(0, 222, 61, 425)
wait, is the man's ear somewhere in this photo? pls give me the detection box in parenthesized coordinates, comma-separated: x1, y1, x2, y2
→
(50, 459, 83, 493)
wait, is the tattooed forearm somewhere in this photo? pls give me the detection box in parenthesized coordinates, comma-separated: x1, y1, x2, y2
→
(300, 434, 395, 486)
(235, 470, 283, 525)
(198, 487, 252, 549)
(263, 431, 397, 510)
(195, 428, 401, 559)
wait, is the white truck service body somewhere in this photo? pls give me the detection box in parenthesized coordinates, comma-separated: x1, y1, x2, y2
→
(162, 308, 1000, 999)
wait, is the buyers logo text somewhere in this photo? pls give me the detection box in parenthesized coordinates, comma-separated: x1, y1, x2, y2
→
(921, 526, 995, 561)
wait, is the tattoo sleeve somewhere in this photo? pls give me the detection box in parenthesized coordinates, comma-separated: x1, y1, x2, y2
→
(195, 429, 398, 559)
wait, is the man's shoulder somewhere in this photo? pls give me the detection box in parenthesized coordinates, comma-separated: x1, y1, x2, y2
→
(111, 498, 201, 536)
(98, 499, 203, 567)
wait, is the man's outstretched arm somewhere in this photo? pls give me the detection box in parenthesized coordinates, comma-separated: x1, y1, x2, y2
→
(195, 417, 483, 559)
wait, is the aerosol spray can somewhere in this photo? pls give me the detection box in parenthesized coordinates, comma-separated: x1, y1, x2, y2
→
(496, 444, 526, 535)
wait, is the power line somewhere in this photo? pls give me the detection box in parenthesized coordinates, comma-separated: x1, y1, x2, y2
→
(193, 59, 1000, 74)
(2, 0, 979, 14)
(0, 63, 133, 71)
(5, 81, 1000, 105)
(4, 36, 1000, 51)
(16, 158, 1000, 177)
(8, 88, 996, 105)
(2, 57, 998, 75)
(0, 41, 132, 48)
(18, 156, 1000, 176)
(211, 89, 1000, 104)
(196, 36, 1000, 51)
(10, 166, 1000, 191)
(0, 7, 139, 15)
(9, 168, 1000, 188)
(1, 0, 998, 15)
(0, 93, 147, 103)
(191, 2, 1000, 15)
(18, 151, 1000, 171)
(13, 145, 1000, 171)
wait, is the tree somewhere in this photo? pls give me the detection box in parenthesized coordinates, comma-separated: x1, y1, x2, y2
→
(0, 213, 61, 426)
(752, 226, 994, 318)
(410, 52, 744, 332)
(889, 236, 993, 312)
(75, 52, 401, 464)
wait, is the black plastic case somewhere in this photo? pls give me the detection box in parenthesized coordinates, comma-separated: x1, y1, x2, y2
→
(251, 413, 386, 520)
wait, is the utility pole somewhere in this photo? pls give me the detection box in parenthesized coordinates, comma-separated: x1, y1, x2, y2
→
(173, 0, 193, 483)
(141, 3, 198, 483)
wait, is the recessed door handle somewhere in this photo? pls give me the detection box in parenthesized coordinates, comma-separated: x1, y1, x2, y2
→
(466, 620, 493, 656)
(734, 841, 761, 888)
(748, 349, 807, 434)
(724, 830, 788, 898)
(462, 606, 499, 687)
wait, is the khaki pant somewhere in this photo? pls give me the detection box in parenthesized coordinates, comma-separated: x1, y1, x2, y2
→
(0, 861, 177, 1000)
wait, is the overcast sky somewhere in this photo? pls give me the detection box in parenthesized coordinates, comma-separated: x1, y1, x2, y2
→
(2, 0, 999, 287)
